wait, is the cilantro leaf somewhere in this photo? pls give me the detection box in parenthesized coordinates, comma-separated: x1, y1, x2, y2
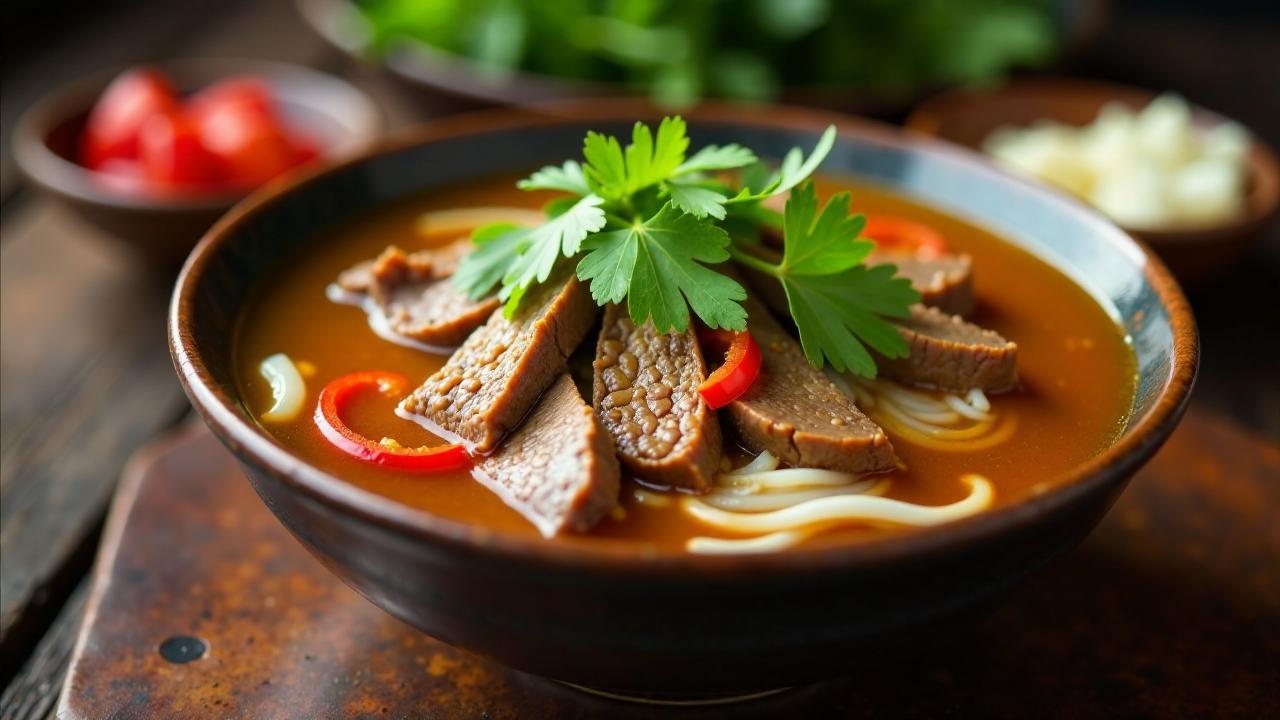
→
(665, 180, 728, 219)
(499, 194, 606, 314)
(583, 117, 689, 199)
(453, 222, 527, 299)
(727, 125, 836, 203)
(517, 160, 590, 195)
(781, 262, 918, 376)
(780, 183, 872, 275)
(577, 204, 746, 331)
(675, 143, 757, 175)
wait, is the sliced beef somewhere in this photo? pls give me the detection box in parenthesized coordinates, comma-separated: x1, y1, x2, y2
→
(879, 305, 1018, 393)
(335, 242, 497, 347)
(473, 374, 620, 537)
(398, 268, 598, 453)
(726, 291, 898, 474)
(868, 250, 974, 316)
(593, 305, 721, 491)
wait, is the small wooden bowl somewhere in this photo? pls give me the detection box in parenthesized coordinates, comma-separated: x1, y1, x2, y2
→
(13, 58, 383, 268)
(906, 77, 1280, 284)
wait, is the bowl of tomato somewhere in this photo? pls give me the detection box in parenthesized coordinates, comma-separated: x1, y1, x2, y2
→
(13, 58, 382, 266)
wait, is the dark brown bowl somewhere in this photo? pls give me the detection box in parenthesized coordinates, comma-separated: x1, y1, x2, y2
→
(169, 101, 1197, 698)
(12, 58, 382, 268)
(906, 76, 1280, 285)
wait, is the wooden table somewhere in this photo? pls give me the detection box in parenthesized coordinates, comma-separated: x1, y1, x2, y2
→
(2, 2, 1277, 718)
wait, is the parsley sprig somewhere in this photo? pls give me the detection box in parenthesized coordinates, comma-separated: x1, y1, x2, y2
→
(453, 116, 919, 376)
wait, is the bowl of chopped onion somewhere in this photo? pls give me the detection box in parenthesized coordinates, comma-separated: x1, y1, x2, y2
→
(906, 77, 1279, 284)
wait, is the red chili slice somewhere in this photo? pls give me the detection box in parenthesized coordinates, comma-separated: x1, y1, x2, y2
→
(315, 371, 470, 472)
(863, 215, 949, 258)
(697, 329, 762, 409)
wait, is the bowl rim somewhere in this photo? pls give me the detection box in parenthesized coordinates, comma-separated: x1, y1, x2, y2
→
(905, 75, 1280, 243)
(170, 99, 1199, 577)
(12, 56, 384, 212)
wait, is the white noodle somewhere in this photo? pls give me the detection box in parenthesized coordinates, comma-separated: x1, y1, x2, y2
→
(701, 482, 884, 512)
(726, 450, 780, 476)
(258, 353, 306, 423)
(718, 467, 860, 490)
(683, 475, 994, 535)
(879, 414, 1018, 452)
(944, 393, 993, 421)
(966, 388, 991, 412)
(687, 529, 818, 554)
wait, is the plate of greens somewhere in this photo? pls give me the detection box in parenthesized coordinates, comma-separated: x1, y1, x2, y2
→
(297, 0, 1099, 113)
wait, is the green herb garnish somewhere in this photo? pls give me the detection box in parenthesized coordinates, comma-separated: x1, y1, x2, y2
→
(453, 116, 919, 376)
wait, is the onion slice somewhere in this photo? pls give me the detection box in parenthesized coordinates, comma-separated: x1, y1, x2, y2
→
(259, 353, 306, 423)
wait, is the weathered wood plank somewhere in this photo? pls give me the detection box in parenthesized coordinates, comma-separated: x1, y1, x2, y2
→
(0, 199, 193, 674)
(0, 581, 87, 720)
(0, 0, 349, 680)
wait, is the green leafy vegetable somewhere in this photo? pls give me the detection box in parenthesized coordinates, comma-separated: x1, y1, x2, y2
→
(452, 222, 526, 299)
(452, 115, 918, 377)
(358, 1, 1059, 106)
(497, 194, 605, 313)
(578, 204, 746, 331)
(517, 160, 590, 194)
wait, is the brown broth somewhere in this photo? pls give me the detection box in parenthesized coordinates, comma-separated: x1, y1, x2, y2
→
(234, 174, 1137, 552)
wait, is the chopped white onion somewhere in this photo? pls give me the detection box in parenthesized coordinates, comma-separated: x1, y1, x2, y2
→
(983, 92, 1250, 229)
(258, 353, 306, 423)
(726, 450, 780, 476)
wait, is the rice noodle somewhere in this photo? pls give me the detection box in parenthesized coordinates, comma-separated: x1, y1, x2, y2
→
(836, 375, 1011, 451)
(877, 413, 1019, 453)
(258, 353, 306, 423)
(701, 481, 886, 512)
(687, 529, 818, 554)
(944, 393, 992, 421)
(718, 467, 861, 490)
(684, 474, 994, 537)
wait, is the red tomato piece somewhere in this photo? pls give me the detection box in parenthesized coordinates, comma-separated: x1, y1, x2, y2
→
(187, 77, 273, 118)
(192, 85, 300, 189)
(137, 109, 224, 191)
(81, 67, 178, 169)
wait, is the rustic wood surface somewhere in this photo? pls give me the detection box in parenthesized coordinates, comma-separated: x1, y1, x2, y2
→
(49, 410, 1280, 719)
(0, 0, 1276, 717)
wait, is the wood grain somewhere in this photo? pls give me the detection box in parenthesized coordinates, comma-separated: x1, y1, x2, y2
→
(0, 581, 87, 720)
(54, 409, 1280, 719)
(0, 0, 347, 679)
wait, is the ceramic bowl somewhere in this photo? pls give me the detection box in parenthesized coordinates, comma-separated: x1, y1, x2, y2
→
(906, 77, 1280, 284)
(12, 58, 382, 267)
(170, 102, 1197, 698)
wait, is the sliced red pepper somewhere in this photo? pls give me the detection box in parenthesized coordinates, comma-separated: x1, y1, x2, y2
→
(315, 371, 470, 472)
(697, 328, 762, 409)
(863, 215, 949, 259)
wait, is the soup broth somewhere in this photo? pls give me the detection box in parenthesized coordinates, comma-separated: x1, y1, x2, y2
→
(234, 174, 1136, 552)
